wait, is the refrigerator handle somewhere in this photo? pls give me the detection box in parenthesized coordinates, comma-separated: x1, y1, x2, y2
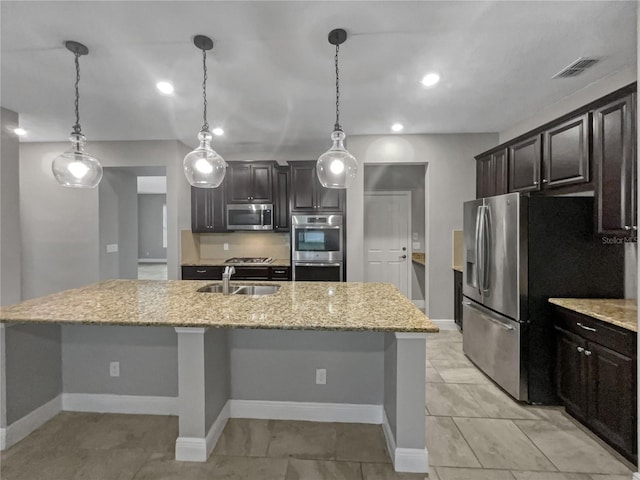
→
(482, 206, 491, 292)
(474, 207, 483, 296)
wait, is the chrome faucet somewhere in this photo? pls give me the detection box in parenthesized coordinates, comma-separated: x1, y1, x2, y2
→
(222, 266, 235, 295)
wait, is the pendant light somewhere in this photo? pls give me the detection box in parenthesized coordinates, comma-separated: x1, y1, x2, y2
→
(316, 28, 357, 189)
(51, 41, 103, 188)
(183, 35, 226, 188)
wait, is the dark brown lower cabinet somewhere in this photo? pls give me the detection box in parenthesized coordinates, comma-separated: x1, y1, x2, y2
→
(182, 265, 290, 281)
(453, 269, 462, 330)
(554, 308, 637, 464)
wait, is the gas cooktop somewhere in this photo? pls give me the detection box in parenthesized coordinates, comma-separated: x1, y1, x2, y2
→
(224, 257, 274, 265)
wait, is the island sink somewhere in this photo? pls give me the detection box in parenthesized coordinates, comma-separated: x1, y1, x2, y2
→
(196, 283, 280, 296)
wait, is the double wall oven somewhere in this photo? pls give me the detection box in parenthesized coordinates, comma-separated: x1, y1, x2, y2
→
(291, 214, 344, 281)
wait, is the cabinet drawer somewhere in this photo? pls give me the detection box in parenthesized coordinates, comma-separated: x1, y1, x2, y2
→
(233, 266, 270, 280)
(270, 267, 291, 280)
(555, 307, 636, 357)
(182, 266, 223, 280)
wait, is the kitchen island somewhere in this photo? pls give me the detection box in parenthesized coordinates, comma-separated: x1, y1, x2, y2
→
(0, 280, 437, 473)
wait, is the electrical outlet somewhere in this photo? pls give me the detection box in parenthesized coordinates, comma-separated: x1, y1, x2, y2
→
(223, 243, 229, 251)
(412, 232, 419, 241)
(413, 242, 421, 250)
(106, 244, 118, 253)
(109, 361, 120, 377)
(315, 368, 326, 385)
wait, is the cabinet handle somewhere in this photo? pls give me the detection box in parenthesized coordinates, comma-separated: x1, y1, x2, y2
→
(584, 350, 592, 356)
(577, 346, 585, 353)
(576, 322, 596, 332)
(196, 269, 206, 273)
(624, 226, 632, 231)
(542, 179, 548, 183)
(633, 226, 638, 231)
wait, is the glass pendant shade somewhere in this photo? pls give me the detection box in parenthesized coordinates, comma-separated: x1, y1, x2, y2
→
(316, 130, 357, 189)
(183, 130, 226, 188)
(51, 133, 103, 188)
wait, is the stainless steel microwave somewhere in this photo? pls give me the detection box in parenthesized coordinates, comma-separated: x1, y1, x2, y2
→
(226, 204, 273, 231)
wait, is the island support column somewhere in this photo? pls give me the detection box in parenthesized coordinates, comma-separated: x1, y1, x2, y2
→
(383, 332, 428, 473)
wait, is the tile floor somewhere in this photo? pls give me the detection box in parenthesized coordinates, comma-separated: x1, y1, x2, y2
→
(138, 262, 168, 280)
(0, 330, 635, 479)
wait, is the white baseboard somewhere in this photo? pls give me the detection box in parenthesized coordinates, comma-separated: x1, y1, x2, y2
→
(431, 319, 459, 331)
(382, 410, 429, 473)
(0, 394, 62, 450)
(62, 393, 178, 415)
(138, 259, 167, 264)
(175, 400, 230, 461)
(229, 400, 382, 424)
(412, 300, 425, 309)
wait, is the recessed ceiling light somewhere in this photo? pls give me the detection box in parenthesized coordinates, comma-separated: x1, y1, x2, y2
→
(391, 123, 404, 132)
(13, 128, 27, 136)
(156, 81, 174, 95)
(421, 73, 440, 87)
(212, 127, 224, 136)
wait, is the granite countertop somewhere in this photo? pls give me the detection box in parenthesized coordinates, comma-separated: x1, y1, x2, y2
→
(0, 280, 438, 333)
(182, 258, 291, 267)
(549, 298, 637, 333)
(452, 266, 462, 273)
(412, 253, 425, 266)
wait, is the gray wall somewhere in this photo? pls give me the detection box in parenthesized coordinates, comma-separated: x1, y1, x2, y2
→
(383, 333, 397, 439)
(0, 108, 22, 306)
(364, 165, 426, 303)
(99, 168, 138, 280)
(138, 194, 167, 260)
(5, 324, 61, 424)
(230, 330, 384, 404)
(61, 325, 177, 396)
(347, 134, 498, 320)
(205, 329, 230, 429)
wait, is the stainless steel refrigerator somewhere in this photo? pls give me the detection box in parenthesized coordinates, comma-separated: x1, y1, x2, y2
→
(462, 192, 624, 404)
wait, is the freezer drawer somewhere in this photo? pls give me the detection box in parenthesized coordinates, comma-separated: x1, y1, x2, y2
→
(462, 299, 527, 401)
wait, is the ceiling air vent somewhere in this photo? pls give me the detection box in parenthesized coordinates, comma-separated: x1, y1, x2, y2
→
(553, 57, 599, 79)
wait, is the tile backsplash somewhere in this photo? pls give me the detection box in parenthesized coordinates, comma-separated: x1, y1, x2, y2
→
(181, 230, 290, 263)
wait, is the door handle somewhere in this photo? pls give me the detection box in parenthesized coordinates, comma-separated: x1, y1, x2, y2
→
(584, 350, 592, 356)
(577, 346, 585, 353)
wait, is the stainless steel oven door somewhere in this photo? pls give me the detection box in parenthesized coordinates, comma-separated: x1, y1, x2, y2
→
(292, 262, 343, 282)
(292, 225, 343, 263)
(462, 298, 527, 401)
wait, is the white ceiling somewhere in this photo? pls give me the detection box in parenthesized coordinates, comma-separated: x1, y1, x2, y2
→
(1, 1, 636, 156)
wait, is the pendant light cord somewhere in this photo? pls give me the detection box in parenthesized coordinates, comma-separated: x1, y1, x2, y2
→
(201, 48, 209, 132)
(334, 44, 341, 132)
(72, 52, 82, 135)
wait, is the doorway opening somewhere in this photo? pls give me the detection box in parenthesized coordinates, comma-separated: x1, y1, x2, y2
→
(363, 164, 427, 309)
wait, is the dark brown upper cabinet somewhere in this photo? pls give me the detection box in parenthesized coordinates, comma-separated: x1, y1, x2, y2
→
(191, 184, 226, 233)
(290, 161, 345, 212)
(509, 134, 542, 193)
(476, 148, 508, 199)
(594, 93, 636, 236)
(226, 162, 273, 204)
(543, 113, 590, 188)
(273, 165, 290, 231)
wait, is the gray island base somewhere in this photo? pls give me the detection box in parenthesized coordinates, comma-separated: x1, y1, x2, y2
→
(0, 280, 438, 473)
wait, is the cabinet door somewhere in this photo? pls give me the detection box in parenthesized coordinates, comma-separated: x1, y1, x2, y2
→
(226, 163, 253, 203)
(191, 186, 226, 232)
(274, 166, 290, 231)
(251, 164, 273, 203)
(543, 114, 590, 188)
(316, 184, 345, 212)
(587, 342, 636, 459)
(453, 270, 463, 329)
(594, 94, 636, 235)
(509, 135, 541, 193)
(493, 149, 509, 196)
(290, 162, 316, 211)
(476, 155, 492, 199)
(555, 326, 588, 421)
(182, 266, 223, 280)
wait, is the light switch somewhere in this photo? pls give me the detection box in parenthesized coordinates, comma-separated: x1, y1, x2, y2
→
(412, 242, 421, 250)
(106, 244, 118, 253)
(412, 232, 419, 241)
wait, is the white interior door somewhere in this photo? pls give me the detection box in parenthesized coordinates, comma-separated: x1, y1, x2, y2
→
(364, 192, 411, 297)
